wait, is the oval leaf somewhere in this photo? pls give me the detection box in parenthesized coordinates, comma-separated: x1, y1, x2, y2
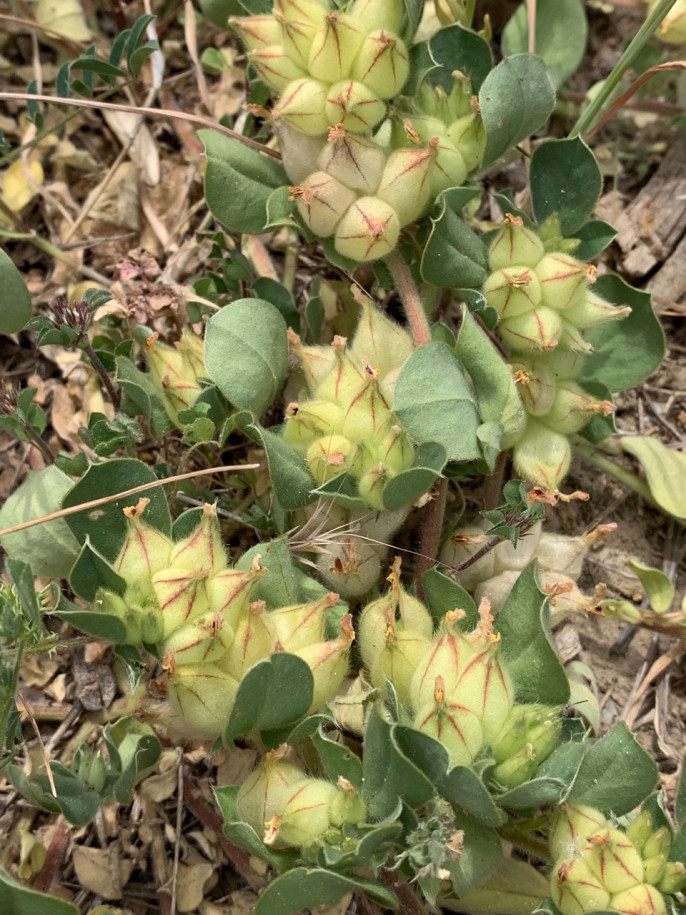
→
(201, 130, 288, 234)
(0, 249, 32, 333)
(502, 0, 587, 89)
(479, 54, 556, 164)
(393, 343, 481, 462)
(255, 868, 397, 915)
(0, 870, 79, 915)
(428, 23, 492, 91)
(531, 137, 602, 236)
(421, 192, 489, 291)
(205, 299, 288, 416)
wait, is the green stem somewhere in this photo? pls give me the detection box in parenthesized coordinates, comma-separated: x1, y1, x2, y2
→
(569, 0, 678, 138)
(572, 437, 658, 509)
(384, 248, 432, 347)
(84, 342, 121, 410)
(464, 0, 477, 28)
(25, 423, 55, 464)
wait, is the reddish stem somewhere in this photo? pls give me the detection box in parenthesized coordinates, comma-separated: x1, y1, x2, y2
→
(415, 477, 448, 598)
(35, 818, 70, 893)
(384, 249, 431, 347)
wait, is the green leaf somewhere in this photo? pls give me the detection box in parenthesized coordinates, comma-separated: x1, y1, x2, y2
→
(234, 413, 315, 511)
(0, 466, 81, 579)
(0, 249, 32, 333)
(393, 343, 481, 462)
(205, 299, 288, 416)
(255, 868, 398, 915)
(456, 305, 525, 438)
(422, 567, 477, 631)
(235, 536, 300, 608)
(33, 761, 101, 826)
(573, 220, 618, 260)
(362, 706, 434, 819)
(628, 558, 675, 612)
(421, 192, 489, 291)
(201, 130, 287, 234)
(479, 54, 556, 164)
(62, 459, 171, 561)
(106, 718, 161, 805)
(454, 858, 551, 915)
(7, 559, 40, 626)
(494, 563, 570, 705)
(201, 0, 244, 25)
(115, 355, 175, 436)
(428, 23, 492, 91)
(620, 436, 686, 522)
(71, 58, 128, 79)
(502, 0, 587, 88)
(496, 776, 567, 810)
(402, 0, 426, 44)
(447, 812, 503, 897)
(264, 185, 297, 230)
(225, 653, 314, 744)
(69, 539, 126, 603)
(393, 726, 501, 825)
(404, 40, 436, 96)
(530, 138, 602, 236)
(0, 868, 79, 914)
(312, 725, 363, 788)
(579, 274, 665, 392)
(251, 278, 299, 333)
(567, 721, 658, 814)
(53, 593, 127, 643)
(382, 440, 447, 511)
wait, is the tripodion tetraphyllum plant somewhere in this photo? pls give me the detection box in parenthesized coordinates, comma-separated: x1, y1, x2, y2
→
(0, 0, 685, 914)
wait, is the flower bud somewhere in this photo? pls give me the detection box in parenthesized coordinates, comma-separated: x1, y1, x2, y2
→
(230, 15, 282, 52)
(536, 532, 590, 581)
(428, 137, 467, 196)
(223, 600, 278, 681)
(353, 30, 409, 99)
(169, 502, 227, 576)
(277, 11, 322, 68)
(283, 399, 344, 451)
(624, 809, 654, 852)
(473, 570, 519, 616)
(307, 433, 356, 483)
(376, 146, 435, 226)
(512, 419, 571, 489)
(373, 423, 414, 476)
(483, 267, 542, 318)
(609, 884, 666, 915)
(308, 12, 365, 82)
(643, 854, 667, 887)
(165, 657, 239, 737)
(535, 253, 588, 312)
(206, 557, 268, 630)
(409, 611, 475, 711)
(585, 827, 644, 893)
(446, 112, 486, 172)
(162, 611, 234, 666)
(269, 591, 340, 651)
(642, 826, 671, 862)
(329, 776, 366, 826)
(318, 125, 387, 194)
(274, 0, 328, 26)
(274, 122, 327, 184)
(649, 0, 686, 44)
(115, 498, 173, 582)
(439, 520, 495, 592)
(509, 357, 556, 417)
(413, 678, 484, 767)
(599, 599, 642, 624)
(275, 78, 329, 136)
(334, 196, 400, 262)
(236, 745, 306, 836)
(266, 777, 338, 847)
(370, 619, 433, 705)
(294, 614, 355, 712)
(87, 751, 107, 794)
(657, 860, 686, 894)
(325, 80, 386, 133)
(550, 857, 611, 915)
(358, 589, 398, 669)
(491, 521, 542, 574)
(491, 704, 561, 786)
(349, 0, 403, 35)
(556, 319, 594, 353)
(247, 45, 308, 91)
(350, 297, 414, 380)
(542, 382, 615, 436)
(313, 339, 364, 404)
(152, 567, 210, 639)
(489, 216, 545, 272)
(499, 305, 562, 351)
(288, 328, 338, 391)
(316, 536, 381, 598)
(290, 171, 357, 237)
(550, 803, 609, 860)
(145, 332, 203, 420)
(564, 288, 632, 329)
(357, 463, 389, 509)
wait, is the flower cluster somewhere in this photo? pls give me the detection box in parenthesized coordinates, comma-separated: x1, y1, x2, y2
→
(549, 803, 685, 915)
(95, 499, 354, 736)
(236, 744, 366, 852)
(144, 328, 206, 426)
(440, 519, 614, 625)
(359, 577, 560, 776)
(285, 298, 415, 511)
(483, 216, 631, 488)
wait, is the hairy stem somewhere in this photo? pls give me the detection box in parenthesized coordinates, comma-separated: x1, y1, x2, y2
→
(415, 477, 449, 596)
(384, 248, 431, 347)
